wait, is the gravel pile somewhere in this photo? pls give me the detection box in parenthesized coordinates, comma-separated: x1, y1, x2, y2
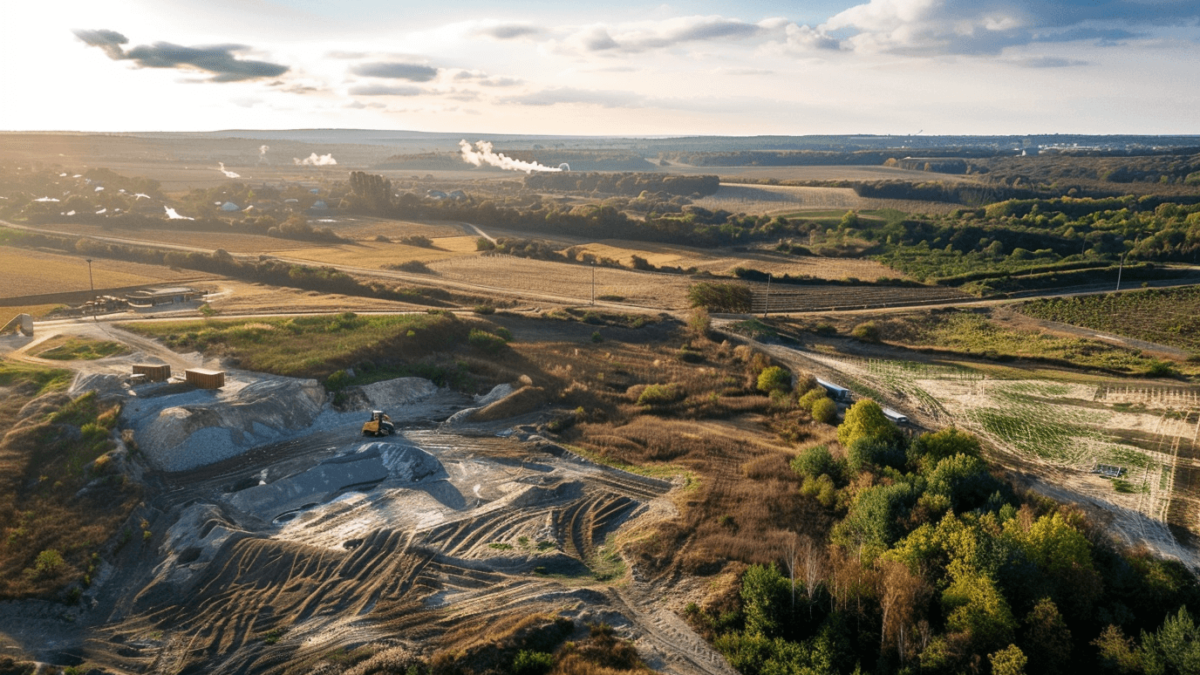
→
(128, 377, 326, 471)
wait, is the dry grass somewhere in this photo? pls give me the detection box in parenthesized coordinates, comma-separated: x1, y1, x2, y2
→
(328, 217, 464, 240)
(20, 223, 316, 253)
(504, 330, 838, 578)
(204, 279, 428, 315)
(0, 303, 62, 319)
(429, 256, 695, 308)
(694, 184, 868, 215)
(281, 236, 479, 269)
(0, 246, 208, 299)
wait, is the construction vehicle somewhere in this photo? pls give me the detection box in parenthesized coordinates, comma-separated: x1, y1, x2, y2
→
(361, 410, 395, 437)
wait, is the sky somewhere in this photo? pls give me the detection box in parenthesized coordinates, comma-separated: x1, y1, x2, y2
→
(4, 0, 1199, 136)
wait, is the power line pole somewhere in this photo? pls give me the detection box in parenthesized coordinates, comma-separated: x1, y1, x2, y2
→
(763, 273, 772, 318)
(591, 263, 596, 305)
(86, 258, 96, 322)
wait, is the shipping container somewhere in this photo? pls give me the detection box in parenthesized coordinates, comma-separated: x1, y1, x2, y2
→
(185, 368, 225, 389)
(132, 363, 171, 382)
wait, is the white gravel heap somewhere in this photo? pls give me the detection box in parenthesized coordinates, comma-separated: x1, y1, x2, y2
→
(129, 377, 326, 472)
(226, 441, 442, 519)
(360, 377, 439, 409)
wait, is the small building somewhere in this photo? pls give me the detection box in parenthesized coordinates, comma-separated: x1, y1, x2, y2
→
(185, 368, 225, 389)
(220, 201, 241, 212)
(817, 378, 852, 402)
(132, 364, 171, 382)
(882, 408, 909, 425)
(126, 287, 200, 307)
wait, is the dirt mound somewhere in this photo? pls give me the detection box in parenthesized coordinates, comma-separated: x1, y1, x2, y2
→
(131, 377, 326, 471)
(447, 386, 548, 426)
(70, 372, 130, 402)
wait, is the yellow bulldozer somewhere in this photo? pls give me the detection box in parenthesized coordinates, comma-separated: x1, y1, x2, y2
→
(361, 410, 396, 437)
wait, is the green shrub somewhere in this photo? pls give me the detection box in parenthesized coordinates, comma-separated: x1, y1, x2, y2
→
(591, 331, 603, 343)
(468, 329, 507, 354)
(637, 383, 684, 406)
(810, 397, 838, 425)
(495, 326, 513, 342)
(851, 321, 881, 342)
(511, 650, 555, 675)
(473, 304, 496, 315)
(32, 549, 64, 578)
(756, 366, 791, 394)
(797, 387, 826, 412)
(790, 444, 835, 478)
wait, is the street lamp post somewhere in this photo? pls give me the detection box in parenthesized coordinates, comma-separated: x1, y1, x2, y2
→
(86, 258, 96, 321)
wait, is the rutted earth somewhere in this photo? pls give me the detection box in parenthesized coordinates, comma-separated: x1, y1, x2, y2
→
(0, 363, 735, 675)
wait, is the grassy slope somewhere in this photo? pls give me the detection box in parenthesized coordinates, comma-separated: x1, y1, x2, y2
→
(0, 360, 140, 599)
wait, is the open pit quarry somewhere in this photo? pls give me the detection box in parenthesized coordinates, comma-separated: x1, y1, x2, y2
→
(0, 358, 733, 675)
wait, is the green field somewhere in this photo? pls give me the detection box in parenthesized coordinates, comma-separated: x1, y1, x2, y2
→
(1020, 286, 1200, 355)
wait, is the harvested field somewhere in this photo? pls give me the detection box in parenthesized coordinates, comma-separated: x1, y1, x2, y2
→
(428, 255, 695, 309)
(0, 246, 211, 299)
(752, 284, 970, 313)
(577, 239, 911, 281)
(281, 235, 479, 269)
(319, 217, 465, 240)
(22, 222, 316, 253)
(670, 164, 977, 183)
(204, 279, 431, 315)
(692, 183, 961, 215)
(0, 303, 61, 319)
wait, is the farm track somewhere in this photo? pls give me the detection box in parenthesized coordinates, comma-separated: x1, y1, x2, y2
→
(751, 285, 970, 313)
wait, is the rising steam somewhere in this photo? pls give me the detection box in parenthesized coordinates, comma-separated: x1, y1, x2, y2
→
(294, 153, 338, 166)
(258, 145, 270, 164)
(459, 140, 562, 173)
(218, 162, 241, 178)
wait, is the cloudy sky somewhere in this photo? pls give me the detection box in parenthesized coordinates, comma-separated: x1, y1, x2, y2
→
(5, 0, 1199, 135)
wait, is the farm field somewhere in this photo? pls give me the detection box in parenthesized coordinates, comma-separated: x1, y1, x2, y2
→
(0, 303, 62, 320)
(280, 235, 480, 269)
(21, 222, 317, 253)
(202, 280, 431, 315)
(794, 348, 1200, 564)
(753, 284, 970, 312)
(1020, 286, 1200, 355)
(0, 246, 212, 299)
(313, 216, 465, 240)
(428, 255, 695, 308)
(689, 182, 961, 215)
(871, 309, 1191, 375)
(577, 239, 911, 281)
(668, 164, 978, 183)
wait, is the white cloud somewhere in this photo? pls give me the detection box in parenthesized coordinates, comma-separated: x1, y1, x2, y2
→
(823, 0, 1198, 55)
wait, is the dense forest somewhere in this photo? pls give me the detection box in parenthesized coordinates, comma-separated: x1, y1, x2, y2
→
(690, 397, 1199, 675)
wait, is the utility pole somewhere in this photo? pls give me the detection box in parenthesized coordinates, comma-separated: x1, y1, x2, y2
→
(763, 273, 772, 318)
(1116, 251, 1127, 291)
(591, 262, 596, 305)
(86, 258, 96, 322)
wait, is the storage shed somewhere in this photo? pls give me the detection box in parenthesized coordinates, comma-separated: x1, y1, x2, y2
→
(132, 364, 171, 382)
(185, 368, 225, 389)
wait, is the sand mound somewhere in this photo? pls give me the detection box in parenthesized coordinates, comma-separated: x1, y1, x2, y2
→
(134, 378, 326, 471)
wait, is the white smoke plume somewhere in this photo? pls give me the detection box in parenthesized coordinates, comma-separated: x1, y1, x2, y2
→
(218, 162, 241, 178)
(164, 206, 194, 220)
(459, 140, 562, 173)
(294, 152, 338, 166)
(258, 145, 270, 164)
